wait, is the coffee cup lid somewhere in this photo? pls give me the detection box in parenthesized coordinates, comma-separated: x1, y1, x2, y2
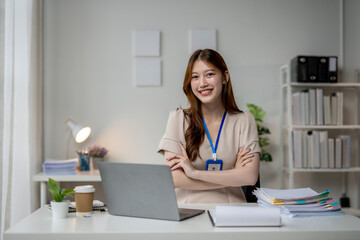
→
(74, 185, 95, 193)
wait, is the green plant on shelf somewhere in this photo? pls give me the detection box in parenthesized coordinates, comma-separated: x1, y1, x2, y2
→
(247, 103, 273, 162)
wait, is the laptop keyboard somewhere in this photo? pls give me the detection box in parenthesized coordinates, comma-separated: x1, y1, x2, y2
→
(179, 208, 198, 218)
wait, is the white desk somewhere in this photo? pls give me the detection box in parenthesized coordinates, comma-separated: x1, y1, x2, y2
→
(33, 171, 101, 206)
(4, 204, 360, 240)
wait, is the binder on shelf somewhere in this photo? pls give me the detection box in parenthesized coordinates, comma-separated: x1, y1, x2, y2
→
(328, 138, 335, 168)
(309, 89, 317, 125)
(290, 55, 338, 83)
(300, 91, 306, 125)
(292, 92, 301, 125)
(291, 56, 308, 82)
(316, 88, 324, 125)
(307, 131, 314, 168)
(319, 131, 328, 169)
(330, 93, 338, 125)
(307, 57, 318, 82)
(293, 131, 302, 168)
(336, 92, 343, 125)
(303, 90, 310, 125)
(302, 131, 308, 168)
(323, 95, 331, 125)
(318, 57, 329, 82)
(335, 138, 342, 168)
(313, 131, 321, 168)
(328, 57, 338, 83)
(339, 135, 351, 168)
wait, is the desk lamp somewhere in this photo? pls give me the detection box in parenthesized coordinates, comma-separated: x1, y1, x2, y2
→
(65, 119, 91, 143)
(65, 119, 91, 159)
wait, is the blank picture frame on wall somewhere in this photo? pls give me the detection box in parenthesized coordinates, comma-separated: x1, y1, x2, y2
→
(134, 59, 161, 86)
(189, 29, 217, 53)
(133, 30, 160, 57)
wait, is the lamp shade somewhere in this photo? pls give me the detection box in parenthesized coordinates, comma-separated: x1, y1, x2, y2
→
(65, 119, 91, 143)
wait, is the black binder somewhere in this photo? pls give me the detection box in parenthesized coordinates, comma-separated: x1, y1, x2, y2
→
(307, 57, 318, 82)
(318, 57, 329, 82)
(328, 57, 338, 83)
(290, 55, 338, 83)
(291, 56, 308, 83)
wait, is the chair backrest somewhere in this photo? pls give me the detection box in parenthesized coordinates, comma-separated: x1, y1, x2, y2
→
(241, 176, 260, 203)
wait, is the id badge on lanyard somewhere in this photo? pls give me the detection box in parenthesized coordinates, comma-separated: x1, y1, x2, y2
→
(203, 112, 226, 171)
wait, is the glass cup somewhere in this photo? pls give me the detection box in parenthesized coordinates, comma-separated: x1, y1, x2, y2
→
(77, 151, 90, 171)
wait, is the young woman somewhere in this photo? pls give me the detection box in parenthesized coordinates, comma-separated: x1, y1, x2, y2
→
(158, 49, 261, 203)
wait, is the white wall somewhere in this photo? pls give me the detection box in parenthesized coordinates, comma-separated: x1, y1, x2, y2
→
(43, 0, 360, 206)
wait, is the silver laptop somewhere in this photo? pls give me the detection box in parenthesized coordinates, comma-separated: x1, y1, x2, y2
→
(98, 162, 205, 221)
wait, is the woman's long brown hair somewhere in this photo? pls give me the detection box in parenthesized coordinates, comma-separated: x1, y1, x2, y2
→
(183, 49, 242, 161)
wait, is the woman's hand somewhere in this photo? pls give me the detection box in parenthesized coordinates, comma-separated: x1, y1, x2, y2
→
(235, 147, 254, 168)
(166, 142, 197, 178)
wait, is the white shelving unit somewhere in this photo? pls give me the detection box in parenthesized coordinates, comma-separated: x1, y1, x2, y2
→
(280, 65, 360, 195)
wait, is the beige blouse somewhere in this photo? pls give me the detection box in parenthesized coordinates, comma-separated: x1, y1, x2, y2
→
(157, 109, 261, 204)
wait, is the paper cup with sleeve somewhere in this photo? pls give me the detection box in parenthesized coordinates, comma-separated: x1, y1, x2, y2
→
(74, 185, 95, 217)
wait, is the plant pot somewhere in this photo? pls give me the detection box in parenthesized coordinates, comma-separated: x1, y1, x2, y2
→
(92, 157, 103, 170)
(51, 200, 69, 218)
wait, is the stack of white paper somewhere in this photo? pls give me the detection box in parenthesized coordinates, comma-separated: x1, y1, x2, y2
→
(253, 188, 343, 218)
(43, 158, 78, 175)
(208, 205, 281, 227)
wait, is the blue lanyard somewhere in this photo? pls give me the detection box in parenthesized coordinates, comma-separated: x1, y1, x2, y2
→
(203, 111, 227, 161)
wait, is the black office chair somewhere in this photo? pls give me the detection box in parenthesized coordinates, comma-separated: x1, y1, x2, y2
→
(241, 176, 260, 203)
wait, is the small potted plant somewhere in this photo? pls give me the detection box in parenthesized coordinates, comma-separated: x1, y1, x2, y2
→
(49, 178, 75, 218)
(89, 145, 108, 170)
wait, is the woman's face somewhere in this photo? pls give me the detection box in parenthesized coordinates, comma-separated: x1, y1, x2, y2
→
(190, 60, 227, 106)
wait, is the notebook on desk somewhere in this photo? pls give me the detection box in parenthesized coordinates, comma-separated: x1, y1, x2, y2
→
(98, 162, 204, 221)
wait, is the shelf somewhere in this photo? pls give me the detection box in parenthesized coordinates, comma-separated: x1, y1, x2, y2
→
(33, 170, 101, 182)
(284, 125, 360, 130)
(281, 82, 360, 88)
(280, 64, 360, 193)
(284, 167, 360, 173)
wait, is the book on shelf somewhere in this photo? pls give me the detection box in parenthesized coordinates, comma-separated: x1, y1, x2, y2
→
(309, 89, 317, 125)
(300, 91, 306, 125)
(339, 135, 351, 168)
(319, 131, 328, 168)
(292, 92, 301, 125)
(293, 130, 302, 168)
(292, 131, 352, 169)
(304, 90, 310, 125)
(328, 138, 335, 168)
(302, 131, 308, 168)
(330, 93, 338, 125)
(335, 138, 342, 168)
(336, 92, 343, 125)
(316, 88, 324, 125)
(313, 131, 321, 168)
(291, 90, 343, 126)
(323, 95, 331, 125)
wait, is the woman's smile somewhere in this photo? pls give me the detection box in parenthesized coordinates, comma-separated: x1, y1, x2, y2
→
(199, 88, 213, 96)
